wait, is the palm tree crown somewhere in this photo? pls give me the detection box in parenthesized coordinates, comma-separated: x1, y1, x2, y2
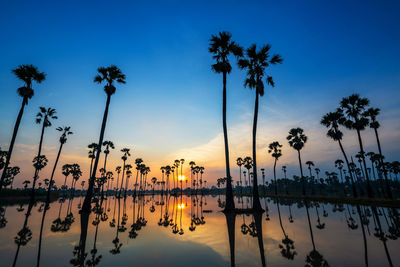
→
(268, 142, 283, 160)
(287, 128, 307, 151)
(209, 32, 243, 74)
(13, 65, 46, 104)
(94, 65, 126, 95)
(36, 107, 57, 127)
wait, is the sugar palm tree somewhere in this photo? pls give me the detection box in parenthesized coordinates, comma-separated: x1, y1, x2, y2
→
(102, 140, 115, 174)
(87, 143, 98, 178)
(305, 161, 315, 195)
(62, 164, 72, 190)
(321, 111, 358, 197)
(364, 107, 392, 198)
(31, 107, 57, 192)
(0, 65, 45, 192)
(115, 166, 121, 191)
(118, 148, 131, 197)
(339, 94, 373, 198)
(236, 157, 244, 191)
(209, 31, 243, 211)
(70, 164, 82, 193)
(82, 65, 126, 213)
(238, 44, 283, 211)
(37, 127, 72, 266)
(287, 128, 307, 195)
(268, 141, 283, 195)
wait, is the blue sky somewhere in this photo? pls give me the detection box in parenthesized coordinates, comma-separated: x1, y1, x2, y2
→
(0, 0, 399, 187)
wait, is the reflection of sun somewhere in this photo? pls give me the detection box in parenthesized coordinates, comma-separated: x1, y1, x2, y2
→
(177, 203, 185, 209)
(178, 175, 186, 181)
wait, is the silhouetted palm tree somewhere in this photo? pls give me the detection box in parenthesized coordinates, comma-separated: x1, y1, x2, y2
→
(118, 148, 130, 197)
(209, 31, 243, 211)
(102, 140, 114, 174)
(321, 111, 358, 197)
(287, 128, 307, 195)
(82, 65, 126, 213)
(0, 65, 45, 192)
(364, 107, 392, 199)
(31, 107, 57, 193)
(268, 141, 283, 195)
(339, 94, 373, 198)
(238, 44, 282, 211)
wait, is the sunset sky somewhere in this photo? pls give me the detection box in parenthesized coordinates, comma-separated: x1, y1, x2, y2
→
(1, 0, 399, 188)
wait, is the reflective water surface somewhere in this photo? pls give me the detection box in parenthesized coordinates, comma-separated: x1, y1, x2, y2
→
(0, 195, 399, 266)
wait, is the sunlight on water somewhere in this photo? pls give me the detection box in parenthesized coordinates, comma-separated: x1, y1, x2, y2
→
(0, 195, 399, 266)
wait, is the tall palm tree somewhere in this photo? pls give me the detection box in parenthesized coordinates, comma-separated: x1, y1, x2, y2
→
(321, 111, 358, 197)
(82, 65, 126, 213)
(31, 107, 57, 193)
(0, 65, 45, 192)
(70, 164, 82, 193)
(364, 107, 392, 198)
(115, 166, 121, 191)
(102, 140, 115, 174)
(87, 143, 98, 178)
(268, 141, 283, 195)
(238, 44, 283, 211)
(118, 148, 131, 197)
(209, 31, 243, 211)
(305, 161, 315, 195)
(37, 126, 72, 266)
(287, 128, 307, 195)
(236, 157, 244, 191)
(61, 164, 72, 190)
(339, 94, 373, 198)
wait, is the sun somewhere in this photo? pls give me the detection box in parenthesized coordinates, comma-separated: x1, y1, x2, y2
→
(178, 175, 186, 181)
(177, 203, 185, 209)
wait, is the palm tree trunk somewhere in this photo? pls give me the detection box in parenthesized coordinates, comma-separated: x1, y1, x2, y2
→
(337, 139, 358, 198)
(273, 159, 277, 196)
(356, 130, 373, 198)
(0, 98, 26, 192)
(252, 91, 262, 211)
(297, 150, 306, 195)
(30, 119, 46, 203)
(82, 94, 111, 213)
(222, 71, 234, 211)
(119, 161, 126, 197)
(373, 128, 392, 199)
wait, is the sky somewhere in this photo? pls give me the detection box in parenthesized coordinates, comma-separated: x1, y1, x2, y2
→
(0, 0, 399, 188)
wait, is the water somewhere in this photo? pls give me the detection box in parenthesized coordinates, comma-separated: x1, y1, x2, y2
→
(0, 195, 398, 266)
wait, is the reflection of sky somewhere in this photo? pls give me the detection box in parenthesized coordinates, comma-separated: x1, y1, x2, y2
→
(0, 196, 399, 266)
(0, 1, 400, 187)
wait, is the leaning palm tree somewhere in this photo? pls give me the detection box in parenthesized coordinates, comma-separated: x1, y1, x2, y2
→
(31, 107, 57, 192)
(238, 44, 283, 211)
(321, 111, 358, 197)
(82, 65, 126, 213)
(0, 65, 45, 192)
(287, 128, 307, 195)
(209, 31, 243, 211)
(363, 107, 392, 198)
(339, 94, 373, 198)
(268, 141, 283, 195)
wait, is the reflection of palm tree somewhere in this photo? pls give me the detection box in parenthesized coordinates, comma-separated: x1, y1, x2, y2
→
(224, 210, 236, 267)
(82, 65, 126, 214)
(304, 201, 329, 267)
(238, 44, 282, 211)
(287, 128, 307, 195)
(209, 32, 242, 211)
(0, 65, 45, 192)
(277, 199, 296, 260)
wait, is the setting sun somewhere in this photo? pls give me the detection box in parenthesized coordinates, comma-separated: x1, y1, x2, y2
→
(178, 175, 186, 181)
(177, 203, 185, 209)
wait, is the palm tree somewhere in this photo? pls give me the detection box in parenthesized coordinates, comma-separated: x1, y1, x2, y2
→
(118, 148, 131, 197)
(70, 164, 82, 193)
(23, 180, 30, 189)
(0, 65, 45, 192)
(87, 143, 98, 178)
(61, 164, 72, 190)
(305, 161, 315, 195)
(189, 161, 195, 192)
(364, 107, 392, 198)
(287, 128, 307, 195)
(31, 107, 57, 192)
(82, 65, 126, 213)
(268, 141, 283, 195)
(115, 166, 121, 191)
(151, 177, 157, 195)
(238, 44, 283, 211)
(321, 111, 358, 198)
(209, 31, 243, 211)
(102, 140, 115, 174)
(339, 94, 373, 198)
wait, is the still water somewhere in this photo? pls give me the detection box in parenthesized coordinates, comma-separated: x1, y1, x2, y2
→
(0, 194, 398, 266)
